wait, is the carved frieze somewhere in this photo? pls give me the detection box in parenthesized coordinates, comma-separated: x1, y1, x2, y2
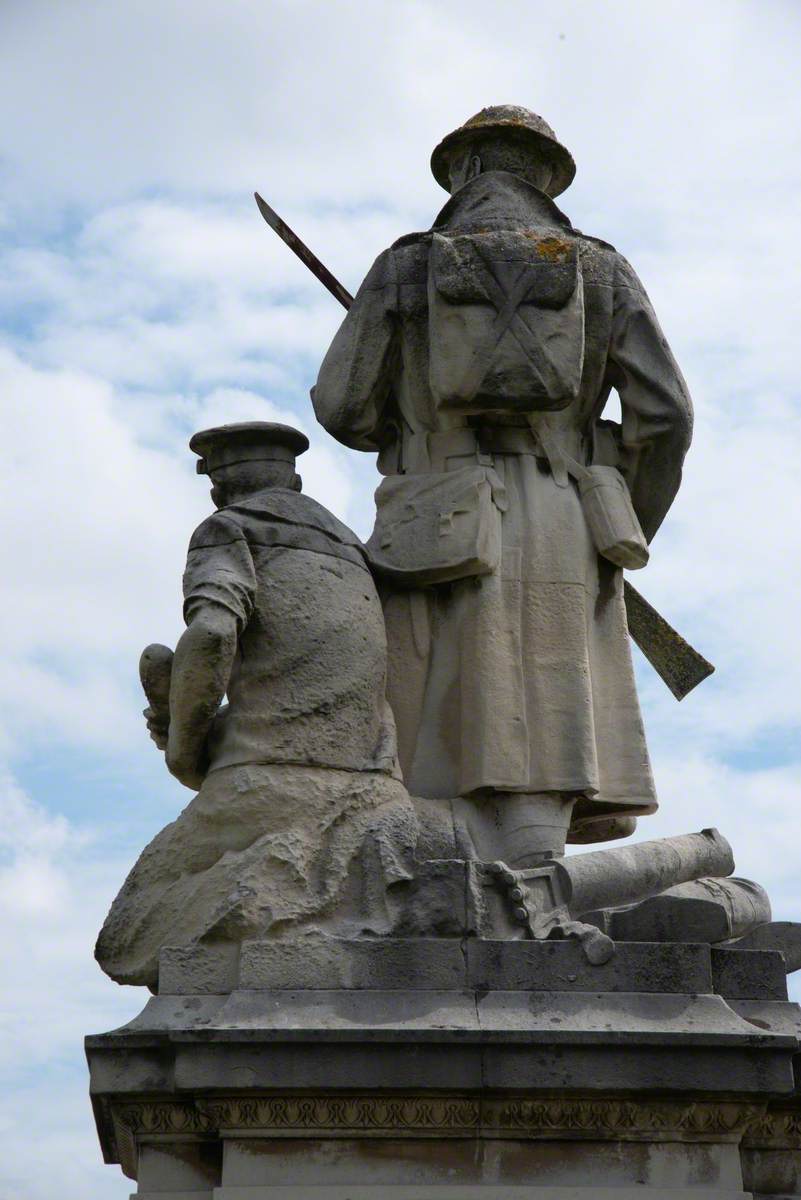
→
(111, 1093, 772, 1142)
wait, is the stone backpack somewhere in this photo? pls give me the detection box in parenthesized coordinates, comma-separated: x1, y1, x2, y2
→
(427, 229, 586, 414)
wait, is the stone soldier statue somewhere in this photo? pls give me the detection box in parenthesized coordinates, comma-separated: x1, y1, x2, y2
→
(313, 106, 694, 870)
(96, 422, 410, 986)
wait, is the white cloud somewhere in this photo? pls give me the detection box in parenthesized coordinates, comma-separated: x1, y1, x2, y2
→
(0, 350, 193, 753)
(636, 396, 801, 745)
(1, 2, 800, 1195)
(1, 0, 799, 230)
(0, 198, 393, 395)
(637, 756, 801, 915)
(0, 772, 134, 1199)
(0, 349, 359, 756)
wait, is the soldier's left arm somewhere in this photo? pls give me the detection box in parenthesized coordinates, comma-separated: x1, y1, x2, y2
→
(604, 255, 694, 541)
(166, 513, 256, 790)
(166, 606, 239, 790)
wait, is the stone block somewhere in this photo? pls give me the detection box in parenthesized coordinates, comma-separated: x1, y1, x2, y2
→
(210, 1188, 750, 1198)
(133, 1192, 214, 1199)
(390, 859, 485, 937)
(159, 944, 240, 994)
(466, 939, 711, 994)
(727, 920, 801, 972)
(479, 1041, 793, 1094)
(206, 1187, 752, 1198)
(87, 948, 801, 1196)
(742, 1146, 801, 1196)
(729, 997, 801, 1037)
(173, 1040, 485, 1093)
(86, 1044, 175, 1094)
(218, 1133, 745, 1190)
(475, 989, 763, 1038)
(217, 985, 481, 1033)
(712, 947, 788, 1001)
(238, 937, 466, 990)
(136, 1142, 220, 1194)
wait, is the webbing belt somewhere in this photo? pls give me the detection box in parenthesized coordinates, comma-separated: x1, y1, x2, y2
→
(402, 426, 583, 480)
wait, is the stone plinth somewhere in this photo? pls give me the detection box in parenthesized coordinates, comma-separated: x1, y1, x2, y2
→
(86, 939, 801, 1198)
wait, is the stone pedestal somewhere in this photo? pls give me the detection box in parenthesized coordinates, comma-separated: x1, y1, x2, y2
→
(86, 939, 801, 1198)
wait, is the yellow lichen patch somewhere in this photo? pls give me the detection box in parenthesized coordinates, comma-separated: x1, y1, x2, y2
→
(533, 236, 571, 261)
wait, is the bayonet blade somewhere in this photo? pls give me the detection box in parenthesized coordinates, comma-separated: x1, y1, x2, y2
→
(254, 191, 354, 311)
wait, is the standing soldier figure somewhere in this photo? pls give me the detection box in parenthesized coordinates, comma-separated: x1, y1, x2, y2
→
(313, 106, 693, 870)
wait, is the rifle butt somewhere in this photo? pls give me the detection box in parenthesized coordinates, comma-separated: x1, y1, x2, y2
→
(624, 581, 714, 700)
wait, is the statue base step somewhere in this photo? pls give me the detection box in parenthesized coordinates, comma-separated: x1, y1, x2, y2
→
(86, 938, 801, 1198)
(138, 1193, 752, 1199)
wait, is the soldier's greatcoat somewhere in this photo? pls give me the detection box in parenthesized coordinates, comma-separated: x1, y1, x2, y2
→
(313, 171, 693, 831)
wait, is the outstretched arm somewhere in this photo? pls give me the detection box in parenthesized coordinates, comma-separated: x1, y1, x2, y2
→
(165, 603, 238, 790)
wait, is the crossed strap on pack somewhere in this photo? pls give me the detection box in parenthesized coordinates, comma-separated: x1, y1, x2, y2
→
(454, 240, 570, 405)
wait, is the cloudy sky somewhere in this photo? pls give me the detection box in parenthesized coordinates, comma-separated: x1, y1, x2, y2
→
(1, 1, 800, 1196)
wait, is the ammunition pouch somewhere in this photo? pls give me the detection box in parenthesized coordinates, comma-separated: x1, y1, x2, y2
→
(576, 464, 649, 570)
(366, 465, 507, 587)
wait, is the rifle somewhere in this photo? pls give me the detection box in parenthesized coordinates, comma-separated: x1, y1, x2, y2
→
(254, 192, 714, 700)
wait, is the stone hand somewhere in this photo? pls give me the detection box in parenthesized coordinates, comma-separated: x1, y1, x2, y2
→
(143, 705, 169, 751)
(139, 643, 174, 753)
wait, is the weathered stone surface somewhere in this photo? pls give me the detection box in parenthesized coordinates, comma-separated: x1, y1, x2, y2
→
(88, 941, 801, 1194)
(588, 877, 771, 944)
(90, 998, 800, 1194)
(238, 935, 465, 991)
(87, 945, 800, 1102)
(729, 998, 801, 1039)
(711, 947, 788, 1002)
(158, 943, 239, 995)
(313, 104, 695, 857)
(387, 858, 485, 938)
(156, 937, 720, 996)
(726, 920, 801, 972)
(98, 766, 414, 988)
(134, 1183, 753, 1198)
(562, 829, 734, 916)
(97, 1077, 798, 1189)
(136, 1143, 220, 1194)
(215, 1135, 748, 1193)
(465, 939, 712, 994)
(153, 938, 801, 1013)
(742, 1104, 801, 1198)
(96, 423, 422, 989)
(85, 107, 801, 1200)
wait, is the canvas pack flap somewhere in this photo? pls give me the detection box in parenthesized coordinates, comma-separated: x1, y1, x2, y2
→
(428, 230, 585, 416)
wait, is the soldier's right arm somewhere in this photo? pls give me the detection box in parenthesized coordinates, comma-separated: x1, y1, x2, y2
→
(605, 254, 694, 543)
(312, 248, 399, 451)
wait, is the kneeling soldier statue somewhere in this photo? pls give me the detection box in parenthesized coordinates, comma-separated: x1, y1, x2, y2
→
(96, 422, 409, 987)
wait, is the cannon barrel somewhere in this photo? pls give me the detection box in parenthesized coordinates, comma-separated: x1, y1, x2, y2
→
(560, 828, 734, 917)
